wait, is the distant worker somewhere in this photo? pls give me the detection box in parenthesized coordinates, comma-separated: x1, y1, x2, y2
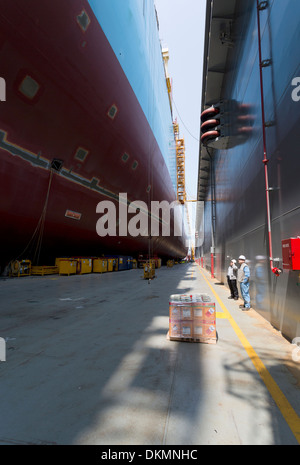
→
(254, 255, 267, 309)
(237, 255, 251, 310)
(227, 259, 239, 300)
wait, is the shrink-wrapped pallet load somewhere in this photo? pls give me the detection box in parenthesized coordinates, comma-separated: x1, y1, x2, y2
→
(168, 294, 217, 344)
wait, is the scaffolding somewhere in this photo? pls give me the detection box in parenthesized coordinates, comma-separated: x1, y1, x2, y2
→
(162, 48, 194, 259)
(173, 120, 186, 205)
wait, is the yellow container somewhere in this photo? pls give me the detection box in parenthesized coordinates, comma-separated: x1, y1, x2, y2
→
(157, 258, 162, 268)
(59, 259, 78, 275)
(107, 258, 114, 272)
(132, 259, 137, 269)
(143, 262, 155, 279)
(167, 260, 174, 268)
(77, 258, 92, 274)
(93, 259, 108, 273)
(102, 258, 114, 271)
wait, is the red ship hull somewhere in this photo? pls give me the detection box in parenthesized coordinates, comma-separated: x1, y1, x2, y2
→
(0, 0, 187, 267)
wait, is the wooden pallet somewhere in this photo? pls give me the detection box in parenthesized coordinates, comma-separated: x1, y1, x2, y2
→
(166, 331, 217, 344)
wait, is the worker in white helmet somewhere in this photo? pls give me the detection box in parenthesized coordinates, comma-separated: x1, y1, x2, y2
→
(237, 255, 251, 310)
(227, 259, 239, 300)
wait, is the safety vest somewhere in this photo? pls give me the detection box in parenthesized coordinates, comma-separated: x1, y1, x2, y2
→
(237, 263, 247, 283)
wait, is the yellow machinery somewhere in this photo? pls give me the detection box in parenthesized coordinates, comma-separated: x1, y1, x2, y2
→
(93, 258, 108, 273)
(9, 259, 31, 277)
(150, 259, 156, 270)
(167, 260, 174, 268)
(191, 246, 195, 261)
(143, 262, 155, 279)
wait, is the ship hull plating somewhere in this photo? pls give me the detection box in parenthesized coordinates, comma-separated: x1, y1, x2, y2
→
(0, 0, 186, 268)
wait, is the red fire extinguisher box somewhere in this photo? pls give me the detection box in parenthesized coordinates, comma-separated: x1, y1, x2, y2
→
(282, 237, 300, 270)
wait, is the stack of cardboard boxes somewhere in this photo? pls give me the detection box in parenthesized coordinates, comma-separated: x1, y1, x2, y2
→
(168, 294, 217, 344)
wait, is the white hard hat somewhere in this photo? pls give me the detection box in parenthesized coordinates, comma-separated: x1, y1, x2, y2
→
(231, 259, 237, 264)
(239, 255, 246, 260)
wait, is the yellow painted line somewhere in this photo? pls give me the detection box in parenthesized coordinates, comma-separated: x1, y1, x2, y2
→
(197, 265, 300, 444)
(191, 267, 194, 279)
(216, 312, 228, 319)
(190, 265, 226, 320)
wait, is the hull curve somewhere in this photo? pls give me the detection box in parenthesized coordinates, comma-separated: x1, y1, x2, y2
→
(0, 0, 187, 267)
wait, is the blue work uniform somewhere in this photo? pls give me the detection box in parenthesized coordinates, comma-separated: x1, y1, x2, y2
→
(239, 263, 251, 308)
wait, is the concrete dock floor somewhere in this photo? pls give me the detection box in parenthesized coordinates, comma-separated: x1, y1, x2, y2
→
(0, 263, 299, 445)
